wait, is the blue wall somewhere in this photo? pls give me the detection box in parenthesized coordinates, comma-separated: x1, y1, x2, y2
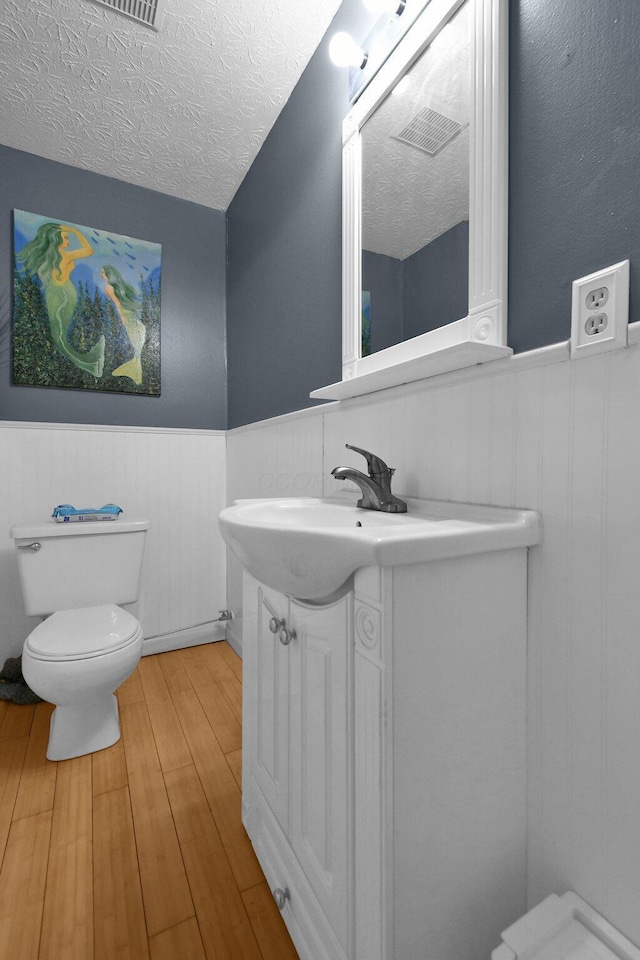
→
(226, 1, 378, 428)
(509, 0, 640, 352)
(362, 249, 404, 354)
(403, 220, 469, 342)
(227, 0, 640, 427)
(363, 220, 469, 352)
(0, 145, 227, 429)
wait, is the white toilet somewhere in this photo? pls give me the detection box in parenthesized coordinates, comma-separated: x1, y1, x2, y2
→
(10, 517, 148, 761)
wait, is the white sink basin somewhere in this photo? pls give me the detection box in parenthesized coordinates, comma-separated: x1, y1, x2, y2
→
(219, 496, 540, 600)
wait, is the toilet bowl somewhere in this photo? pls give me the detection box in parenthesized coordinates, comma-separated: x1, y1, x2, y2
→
(493, 892, 640, 960)
(11, 516, 148, 762)
(22, 604, 143, 761)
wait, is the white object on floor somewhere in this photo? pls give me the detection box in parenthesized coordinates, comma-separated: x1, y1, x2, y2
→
(11, 518, 148, 761)
(493, 892, 640, 960)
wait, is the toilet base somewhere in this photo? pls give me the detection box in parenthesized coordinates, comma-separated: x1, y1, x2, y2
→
(47, 693, 121, 761)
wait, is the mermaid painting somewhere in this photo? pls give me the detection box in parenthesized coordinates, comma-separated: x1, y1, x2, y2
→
(101, 265, 146, 385)
(16, 222, 106, 377)
(13, 211, 161, 395)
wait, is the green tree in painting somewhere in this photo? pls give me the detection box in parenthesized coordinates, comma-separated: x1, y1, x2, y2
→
(15, 222, 106, 377)
(12, 269, 79, 388)
(140, 276, 161, 397)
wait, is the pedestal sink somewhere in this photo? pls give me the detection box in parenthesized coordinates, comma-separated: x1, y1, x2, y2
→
(219, 495, 540, 600)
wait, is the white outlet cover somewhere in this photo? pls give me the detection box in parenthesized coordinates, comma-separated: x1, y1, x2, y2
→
(570, 260, 630, 358)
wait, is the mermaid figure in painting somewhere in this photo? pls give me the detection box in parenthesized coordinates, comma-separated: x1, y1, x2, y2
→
(16, 222, 106, 377)
(101, 265, 146, 385)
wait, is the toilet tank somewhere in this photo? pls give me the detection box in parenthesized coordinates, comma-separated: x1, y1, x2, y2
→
(10, 519, 149, 616)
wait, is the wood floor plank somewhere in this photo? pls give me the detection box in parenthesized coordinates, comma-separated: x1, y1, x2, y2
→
(0, 702, 35, 741)
(120, 700, 194, 937)
(39, 755, 93, 960)
(165, 684, 263, 892)
(0, 810, 52, 960)
(206, 640, 242, 677)
(225, 749, 242, 790)
(156, 650, 194, 695)
(93, 786, 150, 960)
(116, 667, 145, 706)
(0, 737, 29, 865)
(193, 682, 241, 755)
(169, 645, 241, 754)
(217, 676, 242, 725)
(148, 918, 206, 960)
(182, 643, 236, 684)
(241, 882, 299, 960)
(137, 657, 192, 773)
(12, 703, 57, 821)
(165, 764, 263, 960)
(92, 737, 128, 797)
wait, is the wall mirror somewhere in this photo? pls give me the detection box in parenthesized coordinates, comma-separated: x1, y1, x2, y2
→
(311, 0, 510, 401)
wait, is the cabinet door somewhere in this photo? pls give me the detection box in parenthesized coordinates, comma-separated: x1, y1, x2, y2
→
(243, 576, 290, 832)
(288, 594, 352, 956)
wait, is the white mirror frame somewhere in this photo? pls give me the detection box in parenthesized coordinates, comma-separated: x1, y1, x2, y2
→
(311, 0, 510, 401)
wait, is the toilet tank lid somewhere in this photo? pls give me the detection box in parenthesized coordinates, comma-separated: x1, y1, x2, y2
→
(11, 519, 149, 540)
(493, 893, 640, 960)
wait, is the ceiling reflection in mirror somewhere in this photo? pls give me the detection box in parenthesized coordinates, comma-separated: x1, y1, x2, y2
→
(360, 0, 470, 357)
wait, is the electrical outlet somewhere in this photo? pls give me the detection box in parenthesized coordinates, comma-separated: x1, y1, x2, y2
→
(584, 313, 608, 336)
(570, 260, 629, 358)
(585, 287, 609, 311)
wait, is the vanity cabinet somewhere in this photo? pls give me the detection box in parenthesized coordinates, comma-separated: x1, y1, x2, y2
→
(242, 579, 352, 960)
(242, 545, 530, 960)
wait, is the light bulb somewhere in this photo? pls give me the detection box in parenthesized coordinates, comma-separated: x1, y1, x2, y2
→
(362, 0, 406, 16)
(329, 32, 368, 69)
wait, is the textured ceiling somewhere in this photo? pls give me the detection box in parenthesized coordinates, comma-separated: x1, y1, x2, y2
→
(0, 0, 341, 210)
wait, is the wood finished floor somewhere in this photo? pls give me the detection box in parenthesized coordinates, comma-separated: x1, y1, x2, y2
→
(0, 641, 299, 960)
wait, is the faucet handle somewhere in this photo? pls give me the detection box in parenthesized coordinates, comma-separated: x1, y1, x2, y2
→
(345, 443, 390, 479)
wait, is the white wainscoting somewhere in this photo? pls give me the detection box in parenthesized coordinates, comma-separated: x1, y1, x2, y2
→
(226, 338, 640, 950)
(0, 422, 227, 660)
(225, 409, 326, 656)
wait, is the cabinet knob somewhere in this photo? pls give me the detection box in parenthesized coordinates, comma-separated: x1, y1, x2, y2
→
(269, 616, 285, 634)
(272, 886, 290, 910)
(279, 627, 296, 646)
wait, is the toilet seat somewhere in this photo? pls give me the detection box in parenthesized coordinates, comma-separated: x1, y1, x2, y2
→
(493, 893, 640, 960)
(25, 604, 142, 661)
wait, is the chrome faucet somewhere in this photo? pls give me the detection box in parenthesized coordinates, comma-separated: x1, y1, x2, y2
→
(331, 444, 407, 513)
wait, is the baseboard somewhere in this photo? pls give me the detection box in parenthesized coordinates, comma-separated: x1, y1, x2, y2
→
(142, 620, 226, 656)
(225, 619, 243, 659)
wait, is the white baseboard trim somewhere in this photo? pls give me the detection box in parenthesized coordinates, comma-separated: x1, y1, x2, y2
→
(225, 620, 243, 659)
(142, 620, 226, 656)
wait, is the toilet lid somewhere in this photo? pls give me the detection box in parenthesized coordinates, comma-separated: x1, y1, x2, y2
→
(25, 604, 142, 661)
(494, 893, 640, 960)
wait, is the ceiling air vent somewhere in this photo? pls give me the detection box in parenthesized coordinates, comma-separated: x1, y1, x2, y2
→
(393, 107, 463, 157)
(87, 0, 165, 30)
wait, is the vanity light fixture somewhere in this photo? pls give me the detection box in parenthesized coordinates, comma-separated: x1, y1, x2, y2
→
(329, 0, 407, 73)
(329, 32, 368, 69)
